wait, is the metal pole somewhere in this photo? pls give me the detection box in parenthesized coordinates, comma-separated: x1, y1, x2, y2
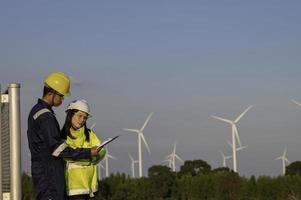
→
(0, 84, 2, 199)
(9, 83, 21, 200)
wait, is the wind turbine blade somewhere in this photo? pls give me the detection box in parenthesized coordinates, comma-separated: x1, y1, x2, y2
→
(90, 123, 96, 130)
(175, 154, 184, 162)
(275, 156, 282, 160)
(211, 115, 233, 124)
(234, 105, 253, 123)
(285, 158, 290, 163)
(140, 112, 153, 131)
(173, 141, 177, 154)
(237, 145, 247, 151)
(291, 99, 301, 107)
(123, 128, 139, 133)
(107, 154, 117, 160)
(140, 133, 151, 154)
(163, 158, 172, 163)
(99, 163, 105, 169)
(128, 153, 134, 162)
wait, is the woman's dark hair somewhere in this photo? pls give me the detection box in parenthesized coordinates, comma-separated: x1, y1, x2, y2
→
(61, 109, 90, 142)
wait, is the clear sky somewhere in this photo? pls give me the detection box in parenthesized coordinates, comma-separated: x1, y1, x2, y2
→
(1, 1, 301, 177)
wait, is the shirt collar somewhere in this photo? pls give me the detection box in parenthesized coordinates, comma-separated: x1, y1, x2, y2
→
(38, 98, 54, 114)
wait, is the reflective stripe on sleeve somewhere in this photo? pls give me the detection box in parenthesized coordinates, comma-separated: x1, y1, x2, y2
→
(33, 108, 51, 120)
(52, 142, 68, 157)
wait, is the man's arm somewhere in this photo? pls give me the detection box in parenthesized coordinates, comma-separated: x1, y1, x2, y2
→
(40, 115, 98, 159)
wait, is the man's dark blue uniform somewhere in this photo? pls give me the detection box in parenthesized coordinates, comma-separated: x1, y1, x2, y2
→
(27, 99, 91, 200)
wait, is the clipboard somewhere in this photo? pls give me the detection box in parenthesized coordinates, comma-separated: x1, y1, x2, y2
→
(97, 135, 119, 151)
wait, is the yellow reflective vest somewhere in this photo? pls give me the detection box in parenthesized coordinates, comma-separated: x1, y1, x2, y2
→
(65, 127, 106, 197)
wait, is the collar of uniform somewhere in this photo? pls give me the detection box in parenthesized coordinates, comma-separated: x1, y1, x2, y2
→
(38, 98, 54, 114)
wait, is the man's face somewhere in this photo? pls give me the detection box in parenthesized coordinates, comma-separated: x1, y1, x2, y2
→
(52, 93, 64, 107)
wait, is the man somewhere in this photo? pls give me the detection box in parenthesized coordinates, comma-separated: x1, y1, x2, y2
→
(27, 71, 99, 200)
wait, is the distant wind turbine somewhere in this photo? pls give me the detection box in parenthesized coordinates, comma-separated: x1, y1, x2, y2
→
(275, 148, 290, 175)
(123, 112, 153, 177)
(129, 154, 139, 178)
(219, 151, 232, 167)
(103, 146, 117, 177)
(211, 105, 253, 172)
(166, 141, 183, 172)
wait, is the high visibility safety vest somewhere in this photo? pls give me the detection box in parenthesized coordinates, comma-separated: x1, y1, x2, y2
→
(65, 127, 106, 197)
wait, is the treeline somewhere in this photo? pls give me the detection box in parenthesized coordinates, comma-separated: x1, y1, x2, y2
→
(22, 160, 301, 200)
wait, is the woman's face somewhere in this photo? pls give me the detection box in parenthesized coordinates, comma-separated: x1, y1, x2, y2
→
(71, 111, 88, 130)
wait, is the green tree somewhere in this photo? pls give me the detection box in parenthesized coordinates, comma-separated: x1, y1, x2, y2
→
(286, 161, 301, 176)
(148, 165, 175, 199)
(22, 172, 35, 200)
(241, 175, 257, 199)
(211, 167, 231, 173)
(179, 159, 211, 177)
(214, 171, 242, 200)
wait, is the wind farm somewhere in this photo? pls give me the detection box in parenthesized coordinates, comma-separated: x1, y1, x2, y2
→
(2, 1, 301, 198)
(89, 100, 300, 179)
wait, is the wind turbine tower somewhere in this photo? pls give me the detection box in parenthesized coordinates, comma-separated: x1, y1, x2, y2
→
(212, 105, 253, 172)
(123, 112, 153, 177)
(129, 154, 139, 178)
(275, 148, 290, 175)
(103, 146, 116, 177)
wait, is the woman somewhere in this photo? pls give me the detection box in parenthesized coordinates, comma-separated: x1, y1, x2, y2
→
(61, 99, 106, 200)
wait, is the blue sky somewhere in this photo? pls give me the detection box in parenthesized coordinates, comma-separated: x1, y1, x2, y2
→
(1, 1, 301, 177)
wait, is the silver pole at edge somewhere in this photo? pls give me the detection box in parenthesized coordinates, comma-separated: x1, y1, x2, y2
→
(9, 83, 21, 200)
(0, 84, 2, 199)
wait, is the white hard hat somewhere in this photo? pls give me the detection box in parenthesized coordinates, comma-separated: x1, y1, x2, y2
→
(66, 99, 92, 116)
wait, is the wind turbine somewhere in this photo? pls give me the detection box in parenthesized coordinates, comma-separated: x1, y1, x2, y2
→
(211, 105, 253, 172)
(103, 146, 117, 177)
(123, 112, 153, 177)
(128, 154, 139, 178)
(166, 141, 183, 172)
(275, 148, 290, 175)
(219, 151, 232, 167)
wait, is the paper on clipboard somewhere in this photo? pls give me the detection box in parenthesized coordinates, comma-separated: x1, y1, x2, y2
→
(97, 135, 119, 151)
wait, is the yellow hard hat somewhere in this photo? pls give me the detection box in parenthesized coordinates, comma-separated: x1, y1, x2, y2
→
(43, 71, 71, 96)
